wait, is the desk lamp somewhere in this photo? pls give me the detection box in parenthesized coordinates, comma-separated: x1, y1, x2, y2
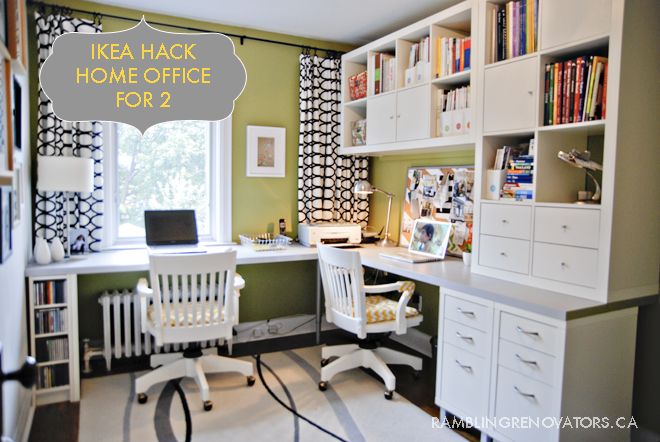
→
(354, 180, 396, 247)
(37, 156, 95, 258)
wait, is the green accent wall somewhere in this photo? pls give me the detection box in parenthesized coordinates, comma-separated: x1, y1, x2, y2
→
(28, 1, 475, 340)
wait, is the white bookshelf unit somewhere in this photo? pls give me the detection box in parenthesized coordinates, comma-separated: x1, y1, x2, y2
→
(28, 275, 80, 405)
(339, 0, 477, 156)
(472, 0, 658, 304)
(340, 0, 657, 441)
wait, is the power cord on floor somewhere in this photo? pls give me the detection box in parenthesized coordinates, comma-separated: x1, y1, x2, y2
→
(254, 354, 348, 442)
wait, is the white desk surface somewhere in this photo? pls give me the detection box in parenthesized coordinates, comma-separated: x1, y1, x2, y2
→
(25, 244, 655, 320)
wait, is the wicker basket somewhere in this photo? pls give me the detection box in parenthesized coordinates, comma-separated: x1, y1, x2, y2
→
(239, 234, 292, 251)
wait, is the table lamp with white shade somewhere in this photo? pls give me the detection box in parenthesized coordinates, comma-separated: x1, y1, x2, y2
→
(353, 180, 396, 247)
(37, 156, 95, 258)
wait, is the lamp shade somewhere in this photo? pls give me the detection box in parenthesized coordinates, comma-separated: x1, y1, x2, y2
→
(37, 156, 95, 193)
(353, 180, 374, 195)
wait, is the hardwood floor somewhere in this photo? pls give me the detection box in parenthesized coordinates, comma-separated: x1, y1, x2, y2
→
(29, 402, 79, 442)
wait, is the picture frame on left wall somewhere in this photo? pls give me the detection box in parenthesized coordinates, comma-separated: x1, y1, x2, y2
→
(0, 58, 11, 173)
(0, 0, 7, 49)
(246, 125, 286, 178)
(0, 186, 12, 263)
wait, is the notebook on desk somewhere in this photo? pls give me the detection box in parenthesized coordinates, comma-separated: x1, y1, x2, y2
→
(380, 219, 452, 263)
(144, 210, 206, 254)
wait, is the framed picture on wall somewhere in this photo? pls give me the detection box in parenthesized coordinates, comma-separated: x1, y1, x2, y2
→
(0, 58, 11, 173)
(400, 166, 474, 257)
(0, 186, 12, 263)
(246, 125, 286, 177)
(0, 0, 7, 49)
(11, 73, 20, 151)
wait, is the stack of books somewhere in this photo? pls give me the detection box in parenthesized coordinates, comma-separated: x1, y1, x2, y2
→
(368, 52, 396, 95)
(543, 56, 608, 125)
(503, 155, 534, 200)
(35, 308, 67, 334)
(37, 365, 69, 389)
(41, 337, 69, 361)
(34, 280, 66, 305)
(486, 0, 538, 63)
(436, 85, 472, 136)
(435, 36, 471, 78)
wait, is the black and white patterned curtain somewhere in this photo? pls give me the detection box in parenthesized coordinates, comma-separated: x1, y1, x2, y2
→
(298, 53, 370, 226)
(34, 11, 104, 251)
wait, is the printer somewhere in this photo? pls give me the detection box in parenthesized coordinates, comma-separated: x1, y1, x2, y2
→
(298, 222, 362, 247)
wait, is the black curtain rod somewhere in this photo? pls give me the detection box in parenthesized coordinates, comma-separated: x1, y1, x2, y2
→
(27, 0, 345, 56)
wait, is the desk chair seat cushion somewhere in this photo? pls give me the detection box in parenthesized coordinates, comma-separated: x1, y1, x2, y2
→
(365, 295, 420, 324)
(147, 303, 228, 327)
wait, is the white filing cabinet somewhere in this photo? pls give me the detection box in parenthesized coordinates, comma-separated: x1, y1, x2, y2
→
(436, 288, 639, 442)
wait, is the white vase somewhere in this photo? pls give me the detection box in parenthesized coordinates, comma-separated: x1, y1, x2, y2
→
(462, 252, 472, 266)
(34, 237, 52, 265)
(50, 237, 65, 262)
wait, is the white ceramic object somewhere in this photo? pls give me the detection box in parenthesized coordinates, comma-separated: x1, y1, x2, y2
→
(50, 237, 65, 262)
(462, 252, 472, 266)
(34, 237, 52, 265)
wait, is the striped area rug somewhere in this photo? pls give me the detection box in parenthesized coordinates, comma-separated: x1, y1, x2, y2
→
(79, 346, 465, 441)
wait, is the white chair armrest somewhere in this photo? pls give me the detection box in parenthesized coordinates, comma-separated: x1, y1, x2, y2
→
(395, 281, 416, 335)
(137, 278, 152, 334)
(363, 282, 402, 294)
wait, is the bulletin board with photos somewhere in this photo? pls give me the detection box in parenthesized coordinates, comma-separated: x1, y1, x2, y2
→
(400, 166, 474, 257)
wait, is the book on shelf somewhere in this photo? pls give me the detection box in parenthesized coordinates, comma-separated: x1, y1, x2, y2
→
(37, 364, 69, 389)
(487, 0, 538, 63)
(34, 280, 66, 305)
(544, 56, 608, 125)
(404, 36, 430, 87)
(369, 52, 396, 95)
(435, 85, 471, 136)
(435, 36, 471, 78)
(35, 308, 67, 334)
(37, 337, 69, 362)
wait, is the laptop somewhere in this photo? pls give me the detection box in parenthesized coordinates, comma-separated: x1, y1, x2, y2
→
(380, 219, 452, 263)
(144, 210, 206, 254)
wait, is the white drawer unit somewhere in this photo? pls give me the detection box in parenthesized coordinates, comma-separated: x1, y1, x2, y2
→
(532, 242, 599, 288)
(443, 319, 489, 357)
(478, 235, 530, 274)
(440, 343, 490, 417)
(444, 292, 493, 333)
(480, 203, 532, 240)
(494, 366, 558, 442)
(498, 339, 557, 387)
(500, 312, 560, 356)
(534, 207, 600, 249)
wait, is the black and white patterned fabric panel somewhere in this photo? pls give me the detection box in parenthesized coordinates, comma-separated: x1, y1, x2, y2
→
(34, 11, 104, 252)
(297, 54, 369, 227)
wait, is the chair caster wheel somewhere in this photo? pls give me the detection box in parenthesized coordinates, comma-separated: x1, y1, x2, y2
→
(384, 390, 394, 400)
(413, 370, 421, 379)
(318, 381, 328, 391)
(320, 358, 330, 367)
(203, 400, 213, 411)
(137, 393, 148, 404)
(247, 376, 256, 386)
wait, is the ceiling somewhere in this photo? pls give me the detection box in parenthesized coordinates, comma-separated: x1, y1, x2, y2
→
(88, 0, 460, 45)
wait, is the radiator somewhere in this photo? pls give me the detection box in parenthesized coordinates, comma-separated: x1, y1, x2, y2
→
(97, 290, 219, 371)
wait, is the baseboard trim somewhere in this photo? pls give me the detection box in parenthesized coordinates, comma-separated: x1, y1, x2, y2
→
(390, 328, 433, 358)
(12, 389, 34, 442)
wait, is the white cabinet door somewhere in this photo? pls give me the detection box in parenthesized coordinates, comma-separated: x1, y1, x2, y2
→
(484, 58, 537, 133)
(396, 85, 431, 142)
(366, 93, 396, 145)
(541, 0, 611, 50)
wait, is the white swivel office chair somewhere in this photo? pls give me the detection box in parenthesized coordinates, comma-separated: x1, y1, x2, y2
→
(317, 245, 423, 399)
(135, 251, 255, 411)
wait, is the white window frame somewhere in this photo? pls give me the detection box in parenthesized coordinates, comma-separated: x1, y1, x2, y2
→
(102, 118, 232, 249)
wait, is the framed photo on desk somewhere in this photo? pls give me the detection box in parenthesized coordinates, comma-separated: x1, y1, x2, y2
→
(400, 166, 474, 257)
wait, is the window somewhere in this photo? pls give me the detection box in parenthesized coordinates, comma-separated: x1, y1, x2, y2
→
(103, 119, 232, 247)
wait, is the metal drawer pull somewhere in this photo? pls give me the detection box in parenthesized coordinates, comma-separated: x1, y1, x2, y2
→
(500, 251, 507, 257)
(456, 307, 475, 318)
(515, 353, 539, 367)
(514, 385, 536, 399)
(455, 360, 473, 373)
(501, 219, 508, 224)
(516, 325, 540, 337)
(456, 331, 474, 343)
(561, 224, 568, 230)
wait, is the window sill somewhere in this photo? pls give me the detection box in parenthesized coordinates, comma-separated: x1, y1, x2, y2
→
(102, 241, 237, 252)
